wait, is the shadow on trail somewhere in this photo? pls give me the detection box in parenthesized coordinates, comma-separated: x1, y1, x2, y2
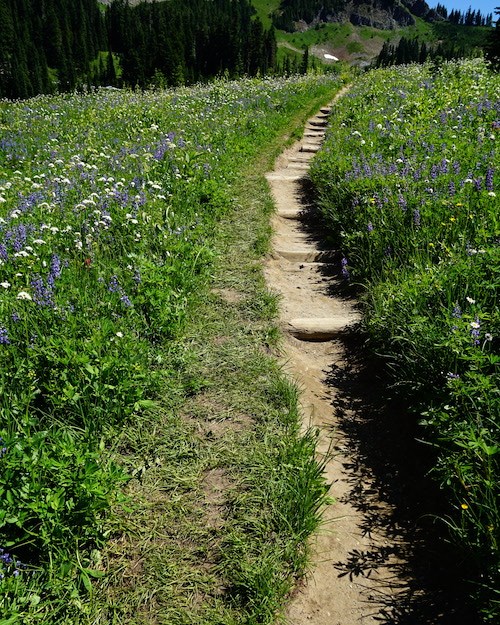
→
(323, 330, 481, 625)
(285, 163, 480, 624)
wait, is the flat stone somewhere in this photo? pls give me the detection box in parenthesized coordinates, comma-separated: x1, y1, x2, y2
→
(301, 144, 321, 153)
(287, 317, 351, 340)
(266, 172, 306, 181)
(274, 248, 337, 262)
(278, 209, 305, 220)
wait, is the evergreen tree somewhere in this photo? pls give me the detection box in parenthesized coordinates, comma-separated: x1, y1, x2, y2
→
(486, 7, 500, 69)
(301, 45, 309, 74)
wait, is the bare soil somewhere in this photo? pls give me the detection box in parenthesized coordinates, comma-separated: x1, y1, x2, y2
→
(264, 93, 479, 625)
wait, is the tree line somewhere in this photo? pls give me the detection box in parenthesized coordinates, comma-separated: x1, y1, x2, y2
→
(0, 0, 278, 99)
(376, 36, 480, 67)
(376, 7, 500, 68)
(434, 4, 493, 27)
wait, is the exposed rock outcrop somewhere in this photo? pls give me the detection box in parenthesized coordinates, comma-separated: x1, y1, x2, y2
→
(292, 0, 436, 31)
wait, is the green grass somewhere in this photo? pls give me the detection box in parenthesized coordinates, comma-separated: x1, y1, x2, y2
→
(276, 22, 353, 49)
(251, 0, 280, 28)
(0, 74, 343, 622)
(91, 85, 340, 624)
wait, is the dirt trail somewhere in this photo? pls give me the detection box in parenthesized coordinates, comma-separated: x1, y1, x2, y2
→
(264, 94, 474, 625)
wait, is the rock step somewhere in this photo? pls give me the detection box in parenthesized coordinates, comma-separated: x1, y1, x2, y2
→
(277, 209, 305, 220)
(308, 120, 328, 127)
(287, 317, 354, 341)
(274, 248, 337, 262)
(319, 107, 331, 114)
(300, 144, 320, 153)
(266, 173, 306, 182)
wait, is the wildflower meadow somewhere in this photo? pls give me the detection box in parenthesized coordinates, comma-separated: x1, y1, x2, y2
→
(0, 73, 341, 621)
(311, 58, 499, 620)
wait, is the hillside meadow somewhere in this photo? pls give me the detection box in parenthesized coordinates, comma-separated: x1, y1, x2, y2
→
(311, 57, 499, 621)
(0, 73, 343, 623)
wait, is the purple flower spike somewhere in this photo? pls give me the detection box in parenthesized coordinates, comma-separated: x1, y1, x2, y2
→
(0, 326, 10, 345)
(341, 257, 350, 280)
(413, 209, 421, 228)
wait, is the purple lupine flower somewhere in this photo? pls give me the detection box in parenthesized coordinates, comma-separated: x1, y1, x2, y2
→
(13, 224, 27, 252)
(11, 312, 20, 322)
(367, 222, 374, 233)
(474, 178, 482, 192)
(341, 257, 350, 280)
(398, 195, 407, 211)
(120, 294, 132, 307)
(413, 209, 421, 228)
(452, 305, 462, 318)
(108, 276, 120, 293)
(470, 317, 481, 346)
(453, 161, 461, 174)
(448, 181, 456, 196)
(31, 276, 54, 307)
(0, 550, 13, 565)
(50, 254, 62, 280)
(0, 327, 10, 345)
(485, 168, 494, 192)
(0, 244, 8, 261)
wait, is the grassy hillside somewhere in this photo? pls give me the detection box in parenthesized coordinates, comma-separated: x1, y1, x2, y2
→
(255, 0, 491, 66)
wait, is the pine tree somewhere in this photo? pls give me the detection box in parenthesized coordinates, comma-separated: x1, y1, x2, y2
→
(486, 7, 500, 69)
(301, 45, 309, 74)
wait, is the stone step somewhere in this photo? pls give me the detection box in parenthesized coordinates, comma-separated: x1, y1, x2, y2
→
(287, 317, 353, 341)
(277, 209, 305, 220)
(266, 172, 306, 182)
(319, 107, 331, 114)
(274, 248, 337, 262)
(308, 120, 328, 127)
(300, 144, 321, 153)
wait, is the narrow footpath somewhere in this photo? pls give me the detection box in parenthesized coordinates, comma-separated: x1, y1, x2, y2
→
(264, 93, 476, 625)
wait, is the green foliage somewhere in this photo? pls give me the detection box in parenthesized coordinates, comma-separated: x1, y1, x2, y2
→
(311, 58, 499, 620)
(0, 73, 342, 621)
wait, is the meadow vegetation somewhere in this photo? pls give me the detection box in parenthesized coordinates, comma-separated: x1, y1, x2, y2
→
(0, 73, 342, 623)
(311, 58, 499, 621)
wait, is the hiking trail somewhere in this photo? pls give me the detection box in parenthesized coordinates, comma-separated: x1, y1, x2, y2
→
(264, 91, 473, 625)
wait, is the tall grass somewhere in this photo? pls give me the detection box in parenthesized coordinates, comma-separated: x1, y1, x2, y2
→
(0, 74, 342, 621)
(310, 58, 499, 620)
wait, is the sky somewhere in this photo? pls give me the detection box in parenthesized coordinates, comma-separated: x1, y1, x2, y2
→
(437, 1, 498, 18)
